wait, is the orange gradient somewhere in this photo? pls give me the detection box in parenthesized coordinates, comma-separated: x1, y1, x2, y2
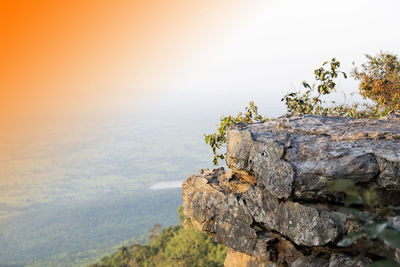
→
(0, 0, 264, 205)
(0, 0, 261, 126)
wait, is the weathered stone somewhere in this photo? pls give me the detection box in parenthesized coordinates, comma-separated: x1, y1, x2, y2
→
(327, 254, 372, 267)
(226, 114, 400, 200)
(244, 186, 345, 246)
(227, 128, 294, 199)
(225, 250, 372, 267)
(276, 113, 400, 141)
(183, 115, 400, 266)
(182, 169, 345, 248)
(290, 256, 329, 267)
(290, 253, 372, 267)
(224, 249, 273, 267)
(183, 170, 257, 254)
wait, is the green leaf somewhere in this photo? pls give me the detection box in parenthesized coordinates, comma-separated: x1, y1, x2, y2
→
(379, 227, 400, 249)
(339, 207, 373, 221)
(344, 196, 363, 207)
(363, 189, 379, 207)
(213, 157, 218, 166)
(327, 179, 356, 193)
(302, 81, 311, 89)
(338, 231, 367, 247)
(368, 257, 399, 267)
(387, 205, 400, 211)
(364, 222, 387, 238)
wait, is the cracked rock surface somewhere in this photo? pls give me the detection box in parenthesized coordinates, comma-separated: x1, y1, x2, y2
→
(227, 114, 400, 201)
(182, 115, 400, 266)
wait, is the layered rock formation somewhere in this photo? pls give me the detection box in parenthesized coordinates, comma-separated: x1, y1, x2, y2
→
(182, 114, 400, 266)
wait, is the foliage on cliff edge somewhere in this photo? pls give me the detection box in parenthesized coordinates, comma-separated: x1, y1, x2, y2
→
(90, 207, 226, 267)
(205, 52, 400, 166)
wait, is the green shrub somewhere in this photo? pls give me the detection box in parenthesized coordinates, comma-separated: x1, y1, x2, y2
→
(204, 101, 267, 165)
(90, 208, 227, 267)
(282, 58, 347, 116)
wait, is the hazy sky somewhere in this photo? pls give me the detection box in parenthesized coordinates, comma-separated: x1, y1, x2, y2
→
(1, 0, 399, 122)
(169, 0, 400, 116)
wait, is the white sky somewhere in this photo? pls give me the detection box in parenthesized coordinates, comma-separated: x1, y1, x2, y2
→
(157, 0, 400, 117)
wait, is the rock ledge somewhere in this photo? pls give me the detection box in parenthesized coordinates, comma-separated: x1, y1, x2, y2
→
(183, 115, 400, 266)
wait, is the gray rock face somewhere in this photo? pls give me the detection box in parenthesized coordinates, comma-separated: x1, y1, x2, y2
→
(183, 170, 344, 248)
(244, 186, 344, 246)
(291, 254, 372, 267)
(182, 115, 400, 266)
(227, 114, 400, 200)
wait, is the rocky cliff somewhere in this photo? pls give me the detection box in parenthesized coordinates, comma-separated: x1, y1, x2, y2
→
(182, 114, 400, 266)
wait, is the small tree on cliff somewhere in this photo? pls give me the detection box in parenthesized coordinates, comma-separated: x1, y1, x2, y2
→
(205, 52, 400, 166)
(281, 58, 347, 116)
(204, 101, 267, 165)
(352, 52, 400, 113)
